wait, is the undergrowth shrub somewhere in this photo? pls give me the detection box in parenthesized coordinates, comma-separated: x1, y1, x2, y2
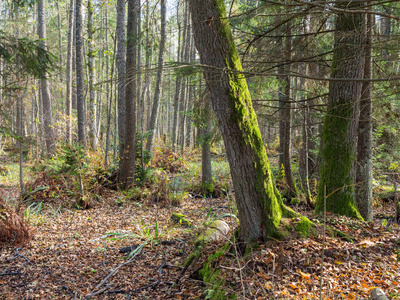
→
(136, 132, 152, 185)
(148, 173, 170, 207)
(152, 146, 186, 173)
(0, 198, 32, 249)
(26, 143, 109, 209)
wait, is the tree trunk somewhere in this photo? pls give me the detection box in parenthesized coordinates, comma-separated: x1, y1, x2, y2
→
(356, 8, 373, 221)
(316, 1, 365, 219)
(145, 0, 166, 155)
(189, 0, 296, 242)
(87, 0, 97, 149)
(119, 0, 138, 187)
(116, 0, 126, 174)
(172, 3, 184, 152)
(136, 0, 142, 127)
(65, 0, 74, 143)
(281, 21, 296, 199)
(143, 0, 152, 131)
(37, 0, 55, 155)
(56, 0, 63, 83)
(75, 0, 86, 146)
(201, 96, 213, 193)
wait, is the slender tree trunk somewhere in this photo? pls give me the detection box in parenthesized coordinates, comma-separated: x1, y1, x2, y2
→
(104, 8, 114, 167)
(37, 0, 55, 155)
(189, 0, 297, 242)
(104, 40, 116, 168)
(282, 22, 296, 199)
(87, 0, 97, 149)
(356, 8, 373, 221)
(66, 0, 74, 143)
(75, 0, 86, 146)
(172, 2, 184, 152)
(145, 0, 166, 155)
(316, 1, 365, 219)
(136, 0, 142, 127)
(143, 0, 153, 131)
(201, 95, 213, 193)
(56, 0, 63, 82)
(17, 92, 24, 196)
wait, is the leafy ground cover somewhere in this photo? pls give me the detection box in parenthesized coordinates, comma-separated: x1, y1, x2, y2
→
(0, 150, 399, 299)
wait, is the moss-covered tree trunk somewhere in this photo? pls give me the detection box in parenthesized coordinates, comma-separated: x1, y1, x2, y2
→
(316, 1, 365, 218)
(189, 0, 296, 242)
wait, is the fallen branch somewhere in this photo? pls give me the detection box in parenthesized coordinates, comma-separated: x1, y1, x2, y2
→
(84, 241, 147, 299)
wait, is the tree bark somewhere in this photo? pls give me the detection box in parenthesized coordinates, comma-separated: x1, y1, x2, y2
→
(281, 21, 296, 199)
(356, 7, 373, 221)
(65, 0, 74, 143)
(87, 0, 97, 149)
(316, 1, 365, 218)
(142, 0, 152, 132)
(37, 0, 55, 155)
(172, 2, 184, 152)
(119, 0, 138, 188)
(201, 96, 213, 193)
(145, 0, 166, 155)
(56, 0, 63, 83)
(116, 0, 126, 175)
(75, 0, 86, 146)
(189, 0, 296, 242)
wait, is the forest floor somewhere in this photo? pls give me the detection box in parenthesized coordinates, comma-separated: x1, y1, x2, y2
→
(0, 150, 399, 300)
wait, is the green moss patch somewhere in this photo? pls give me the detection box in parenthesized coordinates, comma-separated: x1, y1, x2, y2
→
(170, 212, 191, 227)
(199, 242, 231, 300)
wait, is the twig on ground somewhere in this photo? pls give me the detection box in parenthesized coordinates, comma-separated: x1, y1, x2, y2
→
(84, 241, 147, 299)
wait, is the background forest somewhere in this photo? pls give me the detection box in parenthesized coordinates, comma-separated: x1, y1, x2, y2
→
(0, 0, 400, 299)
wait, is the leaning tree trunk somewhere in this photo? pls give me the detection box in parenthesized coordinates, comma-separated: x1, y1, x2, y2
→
(145, 0, 166, 155)
(37, 0, 55, 155)
(316, 1, 365, 219)
(356, 9, 373, 221)
(189, 0, 296, 242)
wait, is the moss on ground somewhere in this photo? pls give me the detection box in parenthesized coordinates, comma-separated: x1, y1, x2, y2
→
(171, 212, 191, 227)
(199, 242, 232, 300)
(295, 217, 314, 238)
